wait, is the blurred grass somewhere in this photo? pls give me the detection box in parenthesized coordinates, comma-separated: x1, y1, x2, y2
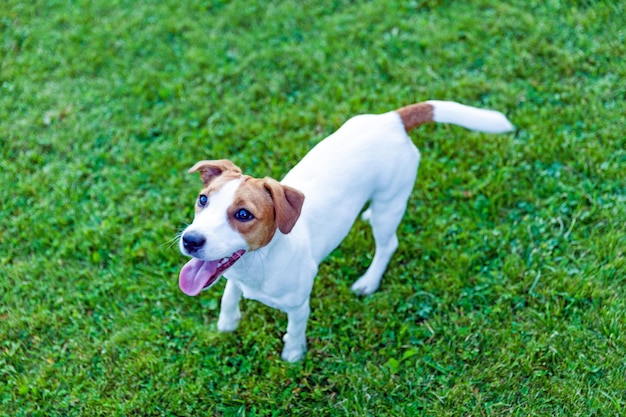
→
(1, 0, 625, 415)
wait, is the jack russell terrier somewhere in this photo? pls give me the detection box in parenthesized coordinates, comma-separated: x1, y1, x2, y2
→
(178, 100, 514, 361)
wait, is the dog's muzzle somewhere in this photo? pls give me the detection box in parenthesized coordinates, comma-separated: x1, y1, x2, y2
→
(182, 231, 205, 254)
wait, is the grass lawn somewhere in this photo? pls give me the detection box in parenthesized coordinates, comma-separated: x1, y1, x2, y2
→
(1, 0, 625, 415)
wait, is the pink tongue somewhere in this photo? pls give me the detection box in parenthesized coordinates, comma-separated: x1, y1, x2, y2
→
(179, 258, 219, 296)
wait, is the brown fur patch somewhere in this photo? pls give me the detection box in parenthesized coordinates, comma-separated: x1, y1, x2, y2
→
(194, 173, 243, 214)
(227, 177, 279, 250)
(396, 102, 434, 132)
(188, 159, 242, 186)
(263, 178, 304, 234)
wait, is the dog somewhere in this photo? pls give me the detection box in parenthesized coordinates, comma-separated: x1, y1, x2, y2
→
(178, 100, 514, 361)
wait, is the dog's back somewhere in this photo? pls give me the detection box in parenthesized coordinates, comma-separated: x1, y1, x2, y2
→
(281, 110, 418, 262)
(280, 100, 513, 263)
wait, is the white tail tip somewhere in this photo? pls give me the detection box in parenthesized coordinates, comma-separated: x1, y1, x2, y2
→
(427, 100, 515, 134)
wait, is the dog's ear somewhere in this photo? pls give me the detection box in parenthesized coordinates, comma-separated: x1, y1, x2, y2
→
(188, 159, 242, 185)
(264, 178, 305, 234)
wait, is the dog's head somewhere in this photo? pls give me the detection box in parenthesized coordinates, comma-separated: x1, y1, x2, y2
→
(178, 159, 305, 296)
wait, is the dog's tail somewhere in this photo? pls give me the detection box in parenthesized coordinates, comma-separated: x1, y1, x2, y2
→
(396, 100, 514, 134)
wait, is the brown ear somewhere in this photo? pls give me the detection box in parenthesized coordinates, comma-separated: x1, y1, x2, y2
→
(188, 159, 242, 185)
(264, 178, 305, 234)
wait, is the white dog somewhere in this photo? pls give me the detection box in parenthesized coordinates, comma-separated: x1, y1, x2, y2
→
(178, 100, 513, 361)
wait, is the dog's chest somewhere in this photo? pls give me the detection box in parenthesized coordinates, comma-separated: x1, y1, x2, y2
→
(233, 279, 289, 311)
(225, 252, 316, 312)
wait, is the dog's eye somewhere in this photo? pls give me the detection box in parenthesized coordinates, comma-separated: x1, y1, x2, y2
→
(234, 208, 254, 222)
(197, 194, 208, 208)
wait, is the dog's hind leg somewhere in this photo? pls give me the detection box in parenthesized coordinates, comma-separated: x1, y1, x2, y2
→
(217, 279, 243, 332)
(352, 176, 416, 296)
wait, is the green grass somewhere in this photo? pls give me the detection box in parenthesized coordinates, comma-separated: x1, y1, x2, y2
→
(1, 0, 625, 415)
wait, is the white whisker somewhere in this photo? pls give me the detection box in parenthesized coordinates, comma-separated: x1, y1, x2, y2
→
(160, 225, 188, 249)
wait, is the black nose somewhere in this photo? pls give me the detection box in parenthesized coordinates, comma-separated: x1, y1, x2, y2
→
(182, 232, 206, 253)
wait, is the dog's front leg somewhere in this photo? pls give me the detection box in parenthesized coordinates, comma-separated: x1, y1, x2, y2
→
(281, 299, 310, 362)
(217, 279, 243, 332)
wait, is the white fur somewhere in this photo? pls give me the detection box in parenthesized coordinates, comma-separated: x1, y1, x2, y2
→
(427, 100, 515, 133)
(181, 101, 513, 362)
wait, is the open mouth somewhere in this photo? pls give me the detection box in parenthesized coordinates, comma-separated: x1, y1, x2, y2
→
(179, 250, 246, 296)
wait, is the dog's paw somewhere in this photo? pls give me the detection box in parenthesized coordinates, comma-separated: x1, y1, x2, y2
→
(351, 276, 380, 296)
(281, 333, 306, 362)
(281, 346, 306, 362)
(217, 313, 241, 333)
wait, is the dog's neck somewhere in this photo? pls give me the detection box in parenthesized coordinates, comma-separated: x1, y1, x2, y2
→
(224, 228, 298, 288)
